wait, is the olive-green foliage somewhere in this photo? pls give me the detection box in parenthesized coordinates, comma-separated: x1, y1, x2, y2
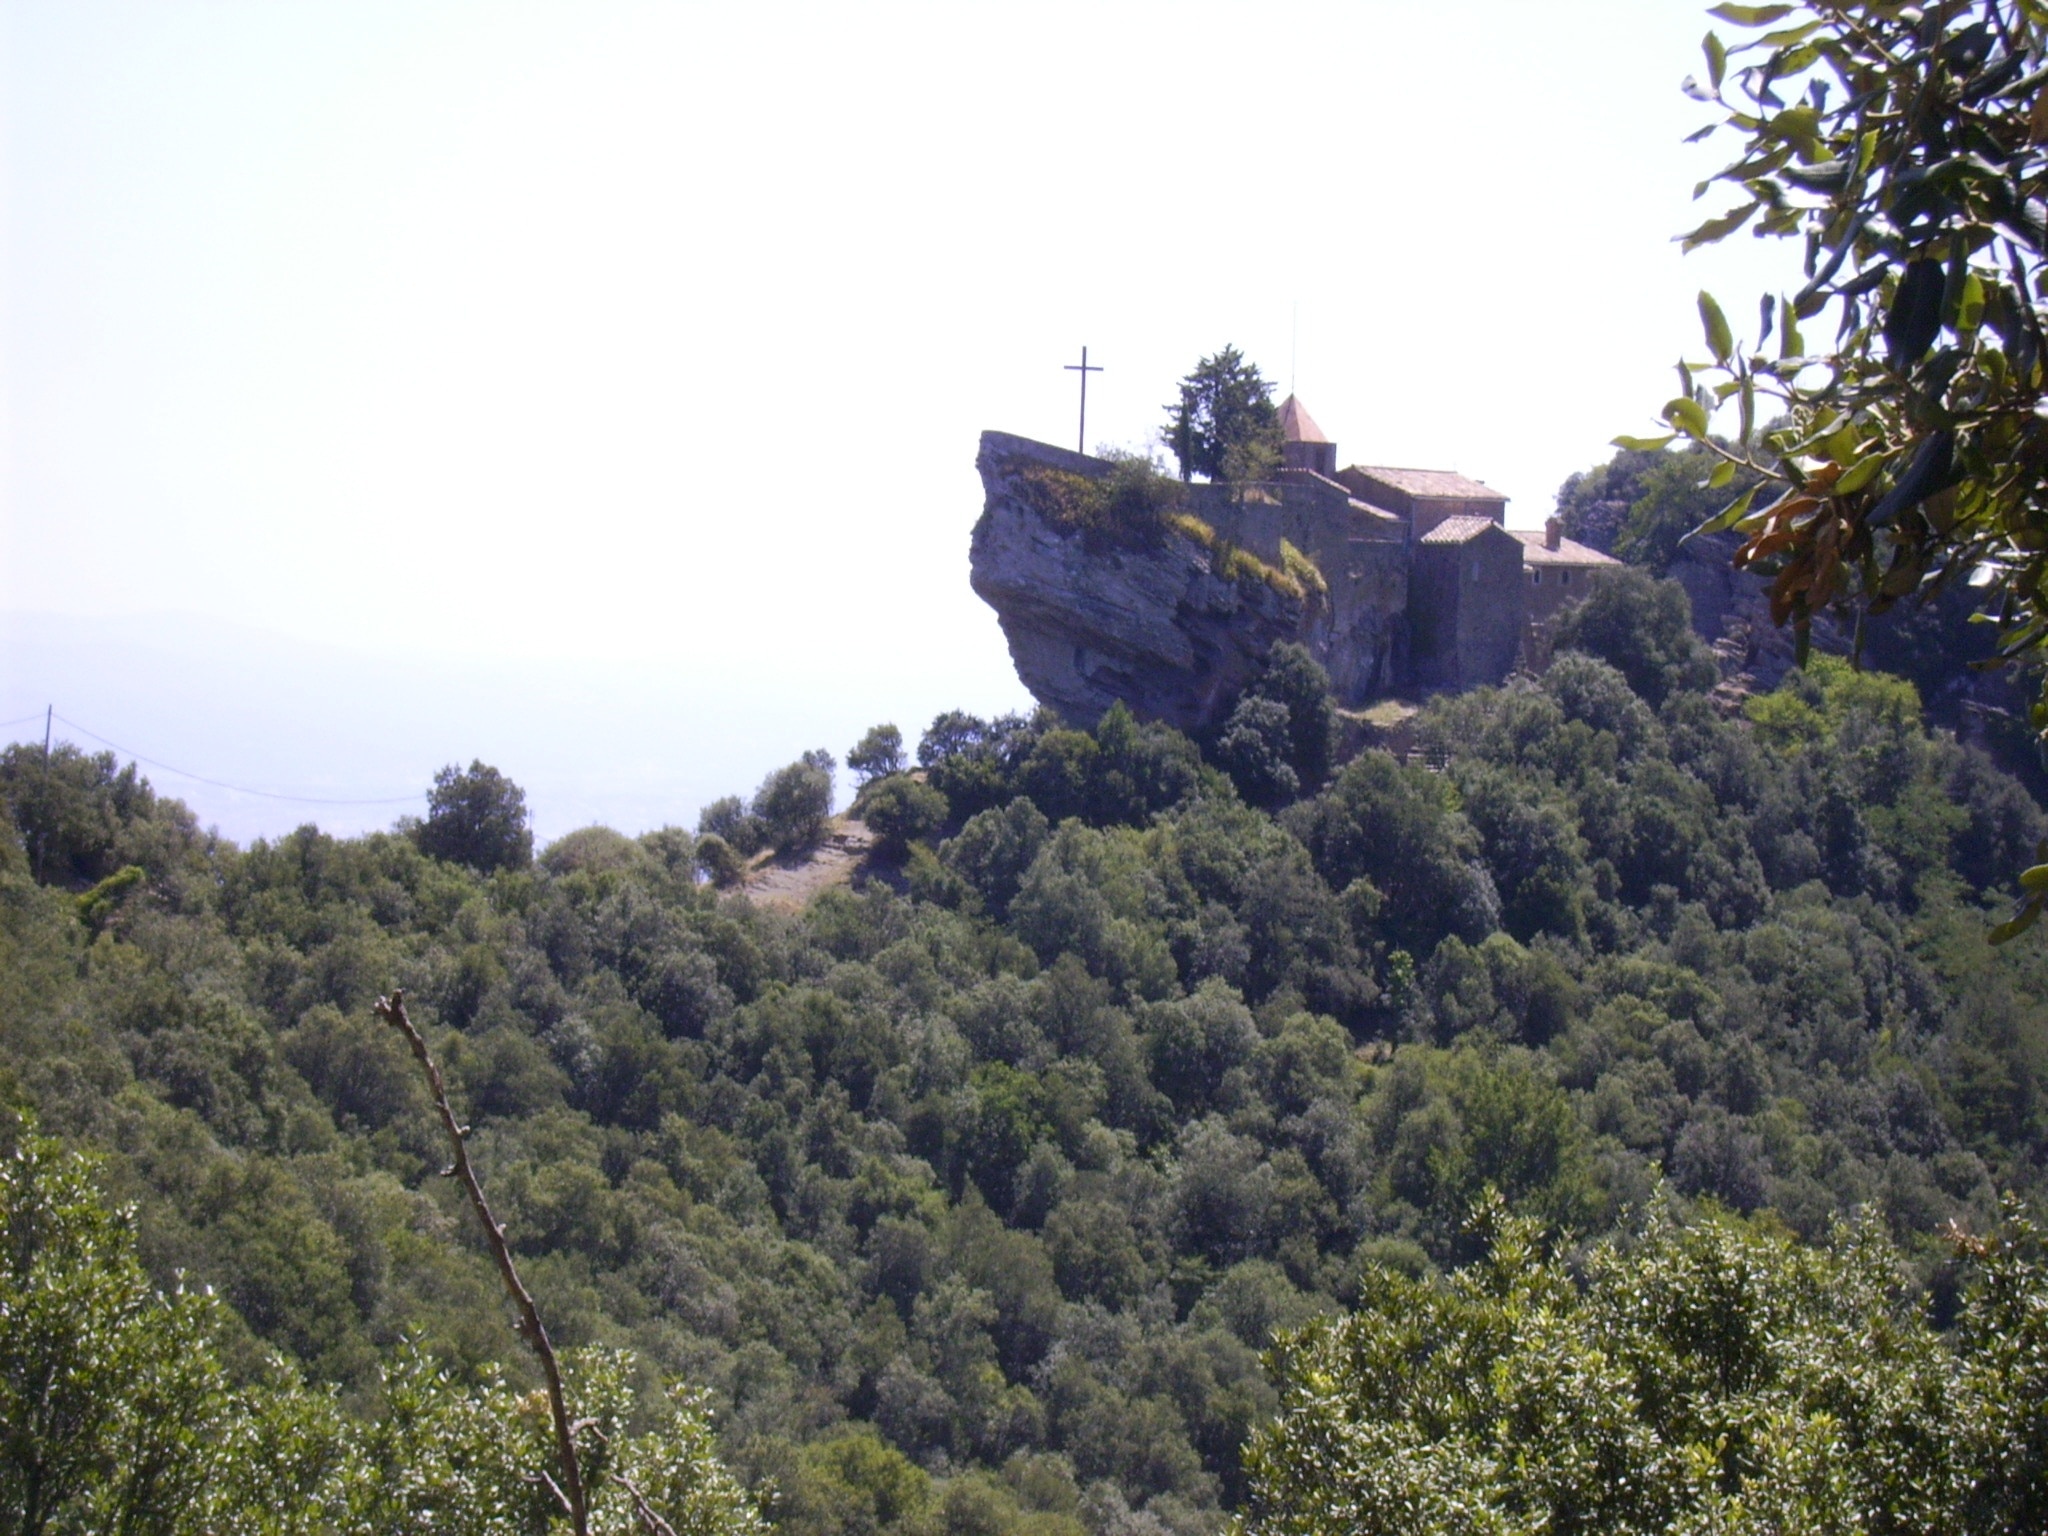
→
(1550, 568, 1719, 708)
(0, 742, 204, 892)
(1553, 441, 1752, 572)
(860, 776, 950, 858)
(697, 834, 747, 888)
(1210, 645, 1337, 809)
(0, 1129, 763, 1536)
(1017, 455, 1185, 549)
(701, 795, 770, 858)
(0, 1131, 229, 1536)
(849, 727, 909, 788)
(1163, 348, 1283, 485)
(753, 754, 836, 854)
(3, 651, 2048, 1534)
(1243, 1197, 2048, 1536)
(414, 761, 534, 875)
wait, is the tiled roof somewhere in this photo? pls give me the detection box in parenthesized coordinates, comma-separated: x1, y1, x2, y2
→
(1510, 529, 1622, 567)
(1277, 395, 1329, 444)
(1420, 515, 1506, 545)
(1351, 465, 1506, 500)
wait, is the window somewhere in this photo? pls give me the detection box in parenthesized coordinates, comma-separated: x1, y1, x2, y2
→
(1530, 569, 1541, 585)
(1561, 570, 1571, 587)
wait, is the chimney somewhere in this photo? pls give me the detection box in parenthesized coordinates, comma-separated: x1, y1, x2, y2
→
(1544, 516, 1562, 551)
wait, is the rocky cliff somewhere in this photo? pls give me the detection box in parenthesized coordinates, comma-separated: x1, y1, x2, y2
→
(970, 432, 1323, 733)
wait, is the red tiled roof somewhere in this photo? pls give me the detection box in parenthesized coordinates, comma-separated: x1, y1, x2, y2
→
(1419, 515, 1506, 545)
(1509, 529, 1621, 567)
(1350, 465, 1505, 501)
(1277, 395, 1329, 444)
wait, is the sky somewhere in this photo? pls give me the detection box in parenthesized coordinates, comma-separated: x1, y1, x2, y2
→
(0, 1, 1799, 843)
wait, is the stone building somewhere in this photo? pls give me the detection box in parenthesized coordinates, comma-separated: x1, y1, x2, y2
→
(1266, 395, 1620, 692)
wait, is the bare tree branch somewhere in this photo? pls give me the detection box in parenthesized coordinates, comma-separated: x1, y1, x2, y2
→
(375, 989, 589, 1536)
(615, 1472, 682, 1536)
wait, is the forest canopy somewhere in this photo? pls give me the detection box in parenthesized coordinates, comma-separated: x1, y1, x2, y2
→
(4, 579, 2048, 1529)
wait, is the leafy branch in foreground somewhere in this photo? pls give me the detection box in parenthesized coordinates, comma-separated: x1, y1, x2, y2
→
(1241, 1193, 2048, 1536)
(1630, 1, 2048, 931)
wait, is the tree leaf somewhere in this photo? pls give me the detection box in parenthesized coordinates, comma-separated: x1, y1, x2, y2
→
(1699, 291, 1735, 363)
(1680, 201, 1760, 251)
(1612, 434, 1678, 451)
(1707, 3, 1796, 24)
(1664, 397, 1712, 437)
(1779, 298, 1805, 359)
(1990, 897, 2042, 943)
(1705, 30, 1728, 89)
(1708, 459, 1738, 489)
(1836, 452, 1888, 495)
(1958, 271, 1986, 332)
(1691, 482, 1760, 538)
(1884, 260, 1946, 369)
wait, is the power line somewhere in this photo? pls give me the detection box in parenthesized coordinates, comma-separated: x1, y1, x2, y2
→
(0, 712, 50, 732)
(37, 710, 422, 806)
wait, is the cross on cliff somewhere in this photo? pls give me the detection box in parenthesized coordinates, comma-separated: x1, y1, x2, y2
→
(1064, 346, 1101, 455)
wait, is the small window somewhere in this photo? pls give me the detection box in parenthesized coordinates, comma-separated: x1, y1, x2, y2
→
(1470, 560, 1481, 582)
(1561, 570, 1571, 587)
(1531, 569, 1541, 585)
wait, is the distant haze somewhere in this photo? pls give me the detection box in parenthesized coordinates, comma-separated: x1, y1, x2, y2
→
(3, 2, 1793, 844)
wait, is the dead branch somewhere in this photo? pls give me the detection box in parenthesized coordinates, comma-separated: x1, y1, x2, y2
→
(375, 989, 589, 1536)
(615, 1473, 682, 1536)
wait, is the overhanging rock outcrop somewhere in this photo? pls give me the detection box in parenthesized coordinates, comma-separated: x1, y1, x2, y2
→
(970, 431, 1411, 733)
(970, 432, 1322, 733)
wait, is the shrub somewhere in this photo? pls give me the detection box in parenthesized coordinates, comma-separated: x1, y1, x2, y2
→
(753, 755, 835, 854)
(698, 794, 767, 856)
(1017, 453, 1185, 546)
(859, 775, 949, 856)
(847, 724, 907, 786)
(695, 833, 745, 887)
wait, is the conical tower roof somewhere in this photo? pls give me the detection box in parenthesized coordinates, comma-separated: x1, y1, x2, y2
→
(1277, 394, 1329, 444)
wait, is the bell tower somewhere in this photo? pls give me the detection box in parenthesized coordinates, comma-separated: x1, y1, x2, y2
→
(1277, 395, 1337, 478)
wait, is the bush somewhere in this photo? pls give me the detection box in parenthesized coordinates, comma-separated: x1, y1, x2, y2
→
(859, 774, 949, 856)
(1215, 697, 1299, 809)
(848, 724, 907, 786)
(698, 794, 767, 856)
(1017, 453, 1186, 546)
(753, 755, 835, 854)
(695, 833, 746, 887)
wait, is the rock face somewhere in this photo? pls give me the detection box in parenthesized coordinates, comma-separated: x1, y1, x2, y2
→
(970, 432, 1320, 733)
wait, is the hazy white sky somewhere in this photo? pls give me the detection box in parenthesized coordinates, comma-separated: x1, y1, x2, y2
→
(1, 1, 1797, 841)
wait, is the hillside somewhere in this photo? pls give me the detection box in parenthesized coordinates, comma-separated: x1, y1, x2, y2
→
(3, 596, 2048, 1533)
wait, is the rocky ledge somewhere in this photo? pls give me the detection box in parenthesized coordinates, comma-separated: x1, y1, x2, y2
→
(969, 431, 1322, 733)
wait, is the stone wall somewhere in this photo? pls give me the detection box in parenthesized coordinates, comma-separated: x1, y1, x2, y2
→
(1409, 524, 1525, 692)
(1195, 480, 1410, 704)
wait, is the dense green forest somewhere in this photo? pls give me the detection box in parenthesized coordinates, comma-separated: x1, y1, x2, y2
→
(5, 566, 2048, 1531)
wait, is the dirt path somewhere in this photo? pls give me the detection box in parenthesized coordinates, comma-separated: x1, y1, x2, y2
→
(739, 818, 875, 909)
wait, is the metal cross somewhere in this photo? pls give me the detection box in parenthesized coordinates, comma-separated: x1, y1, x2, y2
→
(1064, 346, 1102, 454)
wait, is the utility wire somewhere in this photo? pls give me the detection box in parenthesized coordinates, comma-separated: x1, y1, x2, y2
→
(0, 713, 51, 732)
(41, 711, 422, 806)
